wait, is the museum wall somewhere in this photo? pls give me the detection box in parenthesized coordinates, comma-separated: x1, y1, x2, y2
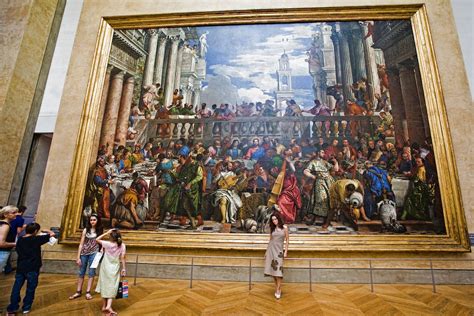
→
(0, 0, 65, 206)
(6, 0, 471, 256)
(20, 134, 53, 222)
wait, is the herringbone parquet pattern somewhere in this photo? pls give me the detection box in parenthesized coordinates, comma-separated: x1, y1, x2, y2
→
(0, 274, 473, 315)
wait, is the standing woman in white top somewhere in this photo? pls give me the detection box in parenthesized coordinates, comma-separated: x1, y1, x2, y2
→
(95, 229, 126, 316)
(264, 211, 289, 299)
(69, 213, 103, 300)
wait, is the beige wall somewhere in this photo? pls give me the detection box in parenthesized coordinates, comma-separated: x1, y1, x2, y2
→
(0, 0, 64, 205)
(0, 0, 31, 114)
(36, 0, 473, 257)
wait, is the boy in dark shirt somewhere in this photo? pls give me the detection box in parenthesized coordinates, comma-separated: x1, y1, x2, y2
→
(6, 223, 54, 315)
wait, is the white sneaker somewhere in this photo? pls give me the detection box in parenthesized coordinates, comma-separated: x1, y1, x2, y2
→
(275, 292, 281, 299)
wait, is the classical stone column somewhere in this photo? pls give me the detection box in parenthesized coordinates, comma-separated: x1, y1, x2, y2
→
(142, 29, 158, 87)
(180, 87, 188, 105)
(115, 76, 135, 146)
(387, 67, 408, 142)
(413, 59, 430, 138)
(187, 88, 194, 105)
(91, 65, 113, 162)
(153, 35, 167, 85)
(399, 63, 425, 144)
(174, 44, 184, 90)
(361, 22, 380, 105)
(163, 36, 180, 107)
(100, 71, 125, 153)
(192, 86, 201, 108)
(349, 23, 367, 82)
(338, 30, 354, 101)
(331, 28, 342, 84)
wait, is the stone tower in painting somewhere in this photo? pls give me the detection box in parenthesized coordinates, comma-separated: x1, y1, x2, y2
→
(274, 51, 294, 114)
(307, 24, 336, 105)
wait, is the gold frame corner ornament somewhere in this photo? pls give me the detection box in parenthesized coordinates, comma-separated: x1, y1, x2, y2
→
(60, 5, 470, 252)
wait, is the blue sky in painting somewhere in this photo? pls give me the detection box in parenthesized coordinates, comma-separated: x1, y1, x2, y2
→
(196, 23, 319, 107)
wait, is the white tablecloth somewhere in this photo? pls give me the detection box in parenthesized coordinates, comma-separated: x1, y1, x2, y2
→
(391, 177, 410, 208)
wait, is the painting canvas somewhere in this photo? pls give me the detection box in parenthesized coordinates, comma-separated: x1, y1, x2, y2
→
(83, 19, 445, 237)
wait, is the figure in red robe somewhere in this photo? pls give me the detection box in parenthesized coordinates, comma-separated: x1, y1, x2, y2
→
(277, 159, 302, 224)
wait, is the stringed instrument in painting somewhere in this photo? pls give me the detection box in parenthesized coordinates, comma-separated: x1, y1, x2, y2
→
(217, 174, 257, 191)
(267, 160, 287, 207)
(217, 175, 240, 190)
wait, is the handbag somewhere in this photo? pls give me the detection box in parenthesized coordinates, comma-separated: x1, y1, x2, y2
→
(90, 250, 103, 269)
(116, 279, 128, 299)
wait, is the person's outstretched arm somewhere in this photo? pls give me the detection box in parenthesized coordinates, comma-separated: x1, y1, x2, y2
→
(120, 246, 127, 277)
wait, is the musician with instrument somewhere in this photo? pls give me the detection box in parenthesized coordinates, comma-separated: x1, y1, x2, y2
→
(212, 162, 243, 224)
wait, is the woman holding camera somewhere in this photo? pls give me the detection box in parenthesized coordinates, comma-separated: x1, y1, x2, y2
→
(95, 229, 126, 316)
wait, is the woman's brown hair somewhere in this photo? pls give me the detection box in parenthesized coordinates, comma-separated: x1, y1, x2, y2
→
(110, 230, 123, 247)
(269, 211, 284, 233)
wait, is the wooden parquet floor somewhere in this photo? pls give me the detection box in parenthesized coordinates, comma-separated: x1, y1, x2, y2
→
(0, 274, 473, 315)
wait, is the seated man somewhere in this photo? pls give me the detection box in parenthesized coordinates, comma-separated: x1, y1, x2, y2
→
(363, 161, 395, 219)
(244, 138, 264, 160)
(131, 144, 144, 164)
(130, 172, 149, 222)
(212, 162, 243, 224)
(111, 182, 143, 229)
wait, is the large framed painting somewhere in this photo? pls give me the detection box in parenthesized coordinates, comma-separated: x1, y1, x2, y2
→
(59, 5, 470, 251)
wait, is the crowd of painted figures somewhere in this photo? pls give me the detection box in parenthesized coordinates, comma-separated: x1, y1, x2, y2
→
(133, 79, 392, 123)
(85, 92, 439, 232)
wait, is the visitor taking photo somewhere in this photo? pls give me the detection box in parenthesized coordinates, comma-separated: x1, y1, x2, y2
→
(6, 222, 55, 315)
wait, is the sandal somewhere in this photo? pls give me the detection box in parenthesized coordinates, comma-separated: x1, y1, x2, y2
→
(85, 292, 93, 300)
(69, 291, 82, 300)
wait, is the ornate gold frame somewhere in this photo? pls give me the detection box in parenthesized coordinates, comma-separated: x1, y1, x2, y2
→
(59, 5, 470, 252)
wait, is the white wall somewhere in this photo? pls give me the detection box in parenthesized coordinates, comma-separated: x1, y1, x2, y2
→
(35, 0, 84, 133)
(452, 0, 473, 100)
(34, 0, 473, 133)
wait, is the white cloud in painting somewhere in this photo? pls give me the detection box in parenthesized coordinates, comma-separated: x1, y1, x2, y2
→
(238, 87, 273, 103)
(293, 88, 315, 108)
(250, 73, 277, 91)
(200, 74, 240, 105)
(209, 23, 319, 93)
(259, 24, 315, 52)
(209, 64, 250, 79)
(289, 53, 310, 76)
(280, 24, 315, 39)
